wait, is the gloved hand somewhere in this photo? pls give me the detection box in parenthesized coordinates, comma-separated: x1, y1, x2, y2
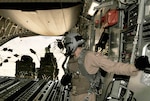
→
(60, 73, 72, 86)
(134, 56, 150, 70)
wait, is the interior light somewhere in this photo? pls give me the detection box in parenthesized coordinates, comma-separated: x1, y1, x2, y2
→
(88, 1, 100, 16)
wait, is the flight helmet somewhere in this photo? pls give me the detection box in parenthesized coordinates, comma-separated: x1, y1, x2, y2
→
(64, 33, 85, 56)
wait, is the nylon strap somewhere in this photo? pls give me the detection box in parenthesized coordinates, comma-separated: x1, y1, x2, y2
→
(78, 49, 102, 94)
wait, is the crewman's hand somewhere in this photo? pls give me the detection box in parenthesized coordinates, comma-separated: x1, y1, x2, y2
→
(60, 73, 72, 86)
(134, 56, 150, 70)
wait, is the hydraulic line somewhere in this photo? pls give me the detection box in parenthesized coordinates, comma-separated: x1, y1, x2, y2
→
(130, 0, 145, 64)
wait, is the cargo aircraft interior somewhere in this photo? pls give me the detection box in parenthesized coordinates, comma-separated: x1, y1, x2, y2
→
(0, 0, 150, 101)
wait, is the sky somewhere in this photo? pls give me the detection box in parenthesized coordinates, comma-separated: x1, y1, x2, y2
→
(0, 36, 66, 79)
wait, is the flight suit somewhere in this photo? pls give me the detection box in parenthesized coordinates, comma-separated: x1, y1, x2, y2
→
(67, 57, 96, 101)
(67, 49, 138, 101)
(83, 51, 138, 76)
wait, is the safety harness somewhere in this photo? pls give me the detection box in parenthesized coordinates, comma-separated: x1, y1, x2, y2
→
(78, 49, 103, 96)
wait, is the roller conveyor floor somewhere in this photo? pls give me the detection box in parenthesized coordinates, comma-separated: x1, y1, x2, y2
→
(0, 77, 70, 101)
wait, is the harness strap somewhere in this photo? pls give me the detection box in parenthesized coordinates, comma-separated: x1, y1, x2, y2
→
(78, 49, 102, 95)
